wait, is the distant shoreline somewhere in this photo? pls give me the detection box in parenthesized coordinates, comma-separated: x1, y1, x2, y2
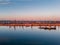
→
(0, 21, 60, 26)
(0, 24, 60, 26)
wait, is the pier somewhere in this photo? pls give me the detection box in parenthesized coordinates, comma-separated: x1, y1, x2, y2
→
(0, 21, 59, 30)
(0, 21, 60, 26)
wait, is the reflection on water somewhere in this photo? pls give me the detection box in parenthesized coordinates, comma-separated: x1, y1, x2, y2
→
(39, 26, 56, 30)
(0, 26, 60, 45)
(9, 26, 57, 30)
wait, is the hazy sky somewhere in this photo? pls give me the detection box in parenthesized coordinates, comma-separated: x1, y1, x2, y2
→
(0, 0, 60, 20)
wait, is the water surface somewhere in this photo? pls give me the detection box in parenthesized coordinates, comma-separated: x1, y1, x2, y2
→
(0, 26, 60, 45)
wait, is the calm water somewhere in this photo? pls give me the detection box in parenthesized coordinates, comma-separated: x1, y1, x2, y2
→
(0, 26, 60, 45)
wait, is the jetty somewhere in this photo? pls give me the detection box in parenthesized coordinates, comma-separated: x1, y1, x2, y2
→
(0, 20, 60, 26)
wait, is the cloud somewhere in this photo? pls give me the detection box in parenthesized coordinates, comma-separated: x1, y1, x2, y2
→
(0, 0, 32, 5)
(18, 0, 32, 1)
(0, 0, 11, 5)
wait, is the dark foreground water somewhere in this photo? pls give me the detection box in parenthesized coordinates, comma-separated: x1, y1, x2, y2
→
(0, 26, 60, 45)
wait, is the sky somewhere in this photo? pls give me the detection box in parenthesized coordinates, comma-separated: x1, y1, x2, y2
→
(0, 0, 60, 21)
